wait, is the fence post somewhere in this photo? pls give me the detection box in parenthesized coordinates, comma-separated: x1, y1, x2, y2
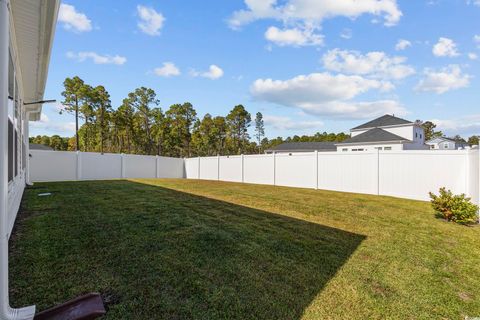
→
(377, 149, 380, 195)
(314, 150, 318, 190)
(217, 155, 220, 181)
(120, 153, 125, 179)
(478, 148, 480, 223)
(76, 151, 82, 180)
(241, 154, 244, 183)
(273, 152, 276, 186)
(197, 157, 201, 180)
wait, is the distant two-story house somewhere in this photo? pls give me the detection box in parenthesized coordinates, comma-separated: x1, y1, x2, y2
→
(426, 137, 469, 150)
(335, 115, 429, 152)
(265, 115, 429, 154)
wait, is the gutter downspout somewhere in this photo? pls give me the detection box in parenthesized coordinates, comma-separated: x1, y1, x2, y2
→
(0, 1, 35, 319)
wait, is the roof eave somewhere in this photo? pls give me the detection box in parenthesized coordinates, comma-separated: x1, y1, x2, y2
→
(350, 123, 416, 132)
(11, 0, 60, 121)
(335, 140, 409, 146)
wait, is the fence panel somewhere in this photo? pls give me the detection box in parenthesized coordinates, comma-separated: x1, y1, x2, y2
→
(317, 152, 378, 195)
(30, 150, 77, 182)
(275, 153, 316, 189)
(468, 150, 479, 205)
(219, 156, 242, 182)
(243, 154, 274, 185)
(379, 151, 468, 201)
(199, 156, 219, 180)
(124, 154, 157, 179)
(157, 156, 184, 178)
(81, 152, 122, 180)
(185, 158, 199, 179)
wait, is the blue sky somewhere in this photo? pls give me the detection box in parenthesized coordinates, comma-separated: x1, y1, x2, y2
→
(31, 0, 480, 139)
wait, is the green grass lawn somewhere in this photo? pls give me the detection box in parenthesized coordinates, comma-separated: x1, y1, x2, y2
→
(9, 179, 480, 319)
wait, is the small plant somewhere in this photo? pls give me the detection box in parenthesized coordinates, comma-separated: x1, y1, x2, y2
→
(429, 188, 479, 224)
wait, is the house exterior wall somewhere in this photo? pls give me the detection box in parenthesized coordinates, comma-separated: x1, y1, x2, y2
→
(427, 139, 463, 150)
(3, 0, 29, 239)
(336, 143, 404, 152)
(351, 124, 425, 144)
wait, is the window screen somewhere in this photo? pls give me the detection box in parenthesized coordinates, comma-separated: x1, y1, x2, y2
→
(8, 53, 14, 119)
(14, 130, 18, 177)
(8, 120, 13, 182)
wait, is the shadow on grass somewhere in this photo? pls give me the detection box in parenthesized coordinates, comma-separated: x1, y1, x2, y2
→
(10, 180, 366, 320)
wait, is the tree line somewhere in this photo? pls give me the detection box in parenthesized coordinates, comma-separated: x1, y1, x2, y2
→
(421, 121, 479, 145)
(32, 76, 478, 154)
(30, 76, 349, 156)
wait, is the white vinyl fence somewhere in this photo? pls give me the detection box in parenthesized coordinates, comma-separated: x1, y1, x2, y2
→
(30, 150, 184, 182)
(185, 150, 480, 203)
(29, 149, 480, 204)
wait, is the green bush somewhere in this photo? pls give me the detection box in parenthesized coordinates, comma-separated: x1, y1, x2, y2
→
(429, 188, 479, 224)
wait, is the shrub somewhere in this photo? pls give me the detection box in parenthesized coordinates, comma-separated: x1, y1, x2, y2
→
(429, 188, 479, 224)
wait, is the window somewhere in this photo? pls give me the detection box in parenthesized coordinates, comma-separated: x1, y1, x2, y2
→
(342, 148, 348, 152)
(7, 49, 24, 181)
(415, 132, 418, 138)
(420, 134, 422, 139)
(8, 120, 13, 182)
(384, 147, 392, 151)
(8, 53, 14, 182)
(375, 147, 383, 150)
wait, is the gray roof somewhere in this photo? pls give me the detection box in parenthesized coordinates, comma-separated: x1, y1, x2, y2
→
(351, 114, 413, 131)
(427, 136, 468, 144)
(29, 143, 53, 151)
(267, 142, 337, 152)
(338, 128, 409, 145)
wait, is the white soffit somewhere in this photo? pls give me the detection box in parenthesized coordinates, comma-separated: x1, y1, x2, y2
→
(10, 0, 59, 121)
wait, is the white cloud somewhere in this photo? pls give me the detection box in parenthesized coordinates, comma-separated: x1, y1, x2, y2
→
(468, 52, 478, 60)
(30, 113, 76, 135)
(191, 65, 224, 80)
(474, 35, 480, 48)
(58, 3, 92, 33)
(137, 5, 165, 36)
(322, 49, 415, 80)
(251, 72, 405, 119)
(265, 26, 323, 47)
(415, 65, 471, 94)
(264, 115, 324, 130)
(432, 37, 459, 57)
(67, 51, 127, 65)
(340, 28, 353, 40)
(154, 62, 181, 77)
(466, 0, 480, 6)
(228, 0, 402, 29)
(430, 115, 480, 136)
(395, 39, 411, 51)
